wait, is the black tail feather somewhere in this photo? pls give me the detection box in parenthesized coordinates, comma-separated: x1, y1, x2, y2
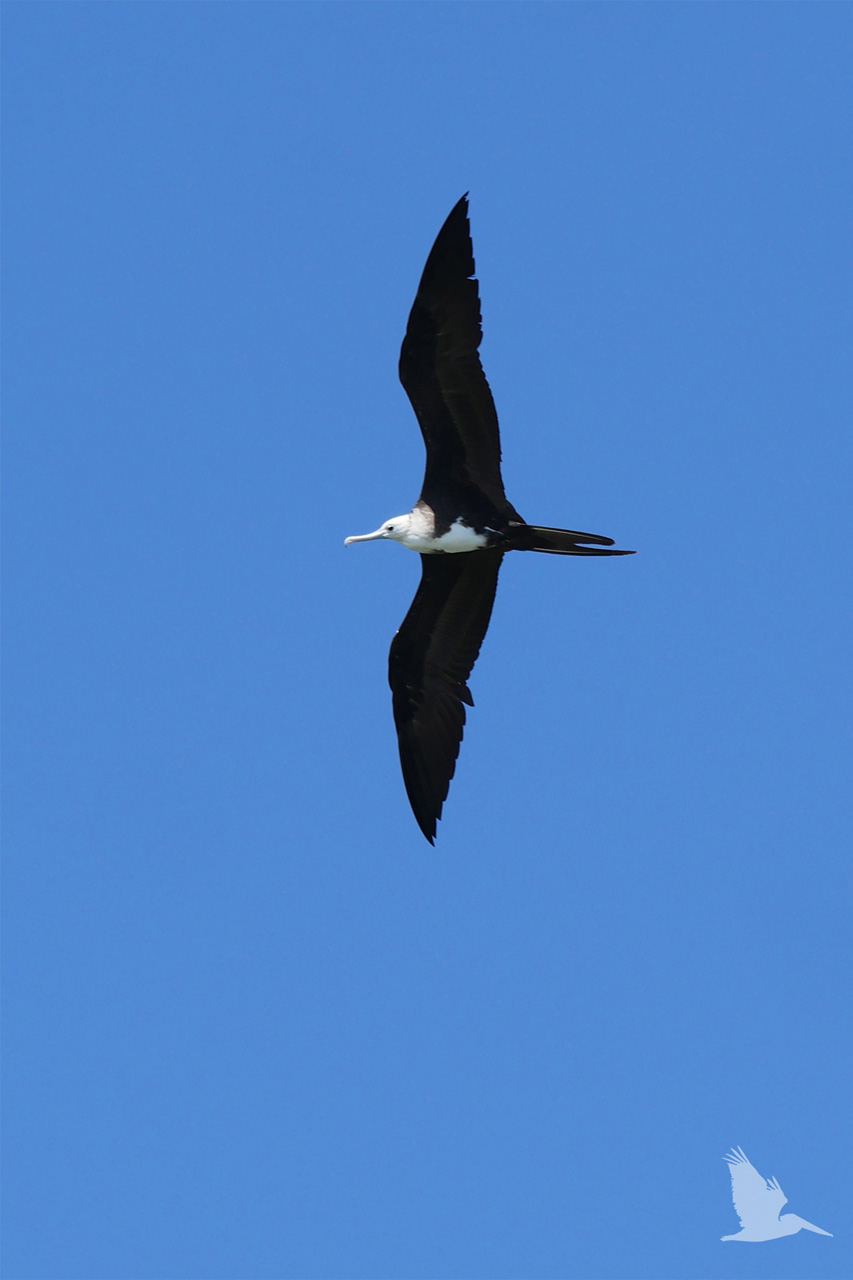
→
(514, 524, 635, 556)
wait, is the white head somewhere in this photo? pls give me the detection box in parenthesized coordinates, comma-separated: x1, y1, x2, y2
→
(344, 514, 412, 546)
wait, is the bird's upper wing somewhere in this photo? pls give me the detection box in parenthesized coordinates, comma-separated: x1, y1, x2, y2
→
(399, 195, 519, 518)
(724, 1148, 787, 1229)
(389, 550, 503, 842)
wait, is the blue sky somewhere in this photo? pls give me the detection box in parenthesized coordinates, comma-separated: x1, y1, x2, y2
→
(3, 4, 851, 1278)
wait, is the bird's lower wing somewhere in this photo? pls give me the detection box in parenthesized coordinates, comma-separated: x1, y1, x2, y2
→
(389, 550, 503, 842)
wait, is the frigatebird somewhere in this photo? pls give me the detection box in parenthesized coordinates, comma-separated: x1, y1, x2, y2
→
(346, 195, 633, 842)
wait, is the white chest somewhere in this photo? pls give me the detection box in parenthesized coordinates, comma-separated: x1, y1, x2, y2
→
(400, 513, 490, 554)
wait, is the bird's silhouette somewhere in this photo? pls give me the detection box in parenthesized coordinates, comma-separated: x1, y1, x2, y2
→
(721, 1147, 832, 1242)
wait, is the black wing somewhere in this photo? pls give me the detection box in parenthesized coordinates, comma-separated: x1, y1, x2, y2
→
(399, 195, 520, 519)
(389, 550, 504, 842)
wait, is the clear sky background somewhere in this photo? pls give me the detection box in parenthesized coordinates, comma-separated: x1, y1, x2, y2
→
(3, 5, 851, 1279)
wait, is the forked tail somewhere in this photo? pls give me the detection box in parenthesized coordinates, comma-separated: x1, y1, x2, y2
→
(513, 524, 635, 556)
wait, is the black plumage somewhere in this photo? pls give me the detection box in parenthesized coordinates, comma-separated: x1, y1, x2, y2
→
(389, 550, 503, 843)
(353, 195, 633, 842)
(399, 198, 516, 527)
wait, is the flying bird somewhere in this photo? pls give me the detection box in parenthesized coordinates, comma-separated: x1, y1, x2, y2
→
(721, 1147, 832, 1242)
(346, 195, 633, 842)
